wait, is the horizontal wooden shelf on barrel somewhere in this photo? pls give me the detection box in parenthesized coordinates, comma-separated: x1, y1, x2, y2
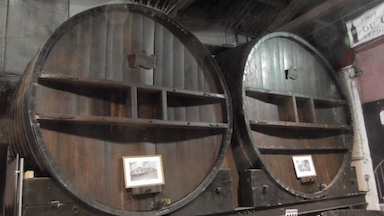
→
(39, 73, 225, 100)
(258, 146, 349, 154)
(245, 87, 346, 104)
(245, 87, 349, 130)
(37, 73, 228, 127)
(35, 114, 228, 129)
(249, 120, 351, 131)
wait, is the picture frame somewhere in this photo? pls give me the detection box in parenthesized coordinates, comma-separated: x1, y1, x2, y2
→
(122, 155, 165, 189)
(292, 155, 317, 178)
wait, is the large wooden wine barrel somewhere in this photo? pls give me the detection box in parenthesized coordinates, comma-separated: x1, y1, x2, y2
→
(215, 32, 353, 199)
(9, 4, 232, 215)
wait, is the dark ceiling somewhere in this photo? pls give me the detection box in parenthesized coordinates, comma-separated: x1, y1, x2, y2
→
(131, 0, 383, 69)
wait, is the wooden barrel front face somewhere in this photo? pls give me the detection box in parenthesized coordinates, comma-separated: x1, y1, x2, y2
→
(217, 32, 353, 198)
(13, 4, 231, 215)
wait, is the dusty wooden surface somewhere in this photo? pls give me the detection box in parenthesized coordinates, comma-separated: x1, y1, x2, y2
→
(9, 4, 232, 215)
(216, 32, 353, 198)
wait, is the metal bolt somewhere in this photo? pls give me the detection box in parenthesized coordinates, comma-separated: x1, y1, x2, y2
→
(262, 184, 269, 194)
(365, 174, 370, 182)
(216, 187, 222, 194)
(71, 206, 80, 215)
(319, 183, 327, 190)
(351, 178, 355, 185)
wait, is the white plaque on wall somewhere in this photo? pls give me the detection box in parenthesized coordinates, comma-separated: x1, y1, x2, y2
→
(346, 2, 384, 48)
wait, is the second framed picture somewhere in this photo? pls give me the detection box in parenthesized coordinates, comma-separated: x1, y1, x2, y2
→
(292, 155, 317, 178)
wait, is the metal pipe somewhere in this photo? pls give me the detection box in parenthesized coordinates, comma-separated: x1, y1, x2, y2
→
(1, 0, 9, 73)
(338, 66, 380, 210)
(17, 158, 24, 216)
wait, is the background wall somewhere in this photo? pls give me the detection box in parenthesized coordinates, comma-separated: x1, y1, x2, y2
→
(0, 0, 68, 75)
(354, 37, 384, 205)
(0, 0, 67, 211)
(355, 39, 384, 104)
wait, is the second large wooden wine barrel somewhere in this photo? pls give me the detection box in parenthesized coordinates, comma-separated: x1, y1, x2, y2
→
(215, 32, 353, 199)
(9, 4, 232, 215)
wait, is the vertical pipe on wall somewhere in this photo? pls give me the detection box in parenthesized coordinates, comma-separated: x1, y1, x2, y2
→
(17, 158, 23, 216)
(338, 65, 380, 210)
(1, 0, 9, 73)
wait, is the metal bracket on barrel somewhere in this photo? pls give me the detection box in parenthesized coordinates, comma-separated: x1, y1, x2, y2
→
(127, 51, 157, 70)
(285, 66, 297, 80)
(131, 185, 162, 196)
(300, 176, 315, 185)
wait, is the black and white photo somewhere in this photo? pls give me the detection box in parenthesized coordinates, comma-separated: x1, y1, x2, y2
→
(292, 155, 317, 178)
(123, 155, 165, 188)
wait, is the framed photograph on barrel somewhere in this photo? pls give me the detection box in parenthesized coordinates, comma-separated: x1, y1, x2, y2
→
(122, 155, 165, 188)
(292, 155, 317, 178)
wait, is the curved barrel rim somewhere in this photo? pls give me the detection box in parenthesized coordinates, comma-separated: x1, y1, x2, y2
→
(23, 4, 233, 215)
(240, 32, 353, 199)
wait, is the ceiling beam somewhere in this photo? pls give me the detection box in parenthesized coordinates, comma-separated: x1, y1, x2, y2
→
(264, 0, 307, 34)
(255, 0, 288, 9)
(166, 0, 195, 16)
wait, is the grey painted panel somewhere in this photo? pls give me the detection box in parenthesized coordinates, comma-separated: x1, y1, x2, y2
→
(0, 0, 7, 72)
(4, 0, 68, 75)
